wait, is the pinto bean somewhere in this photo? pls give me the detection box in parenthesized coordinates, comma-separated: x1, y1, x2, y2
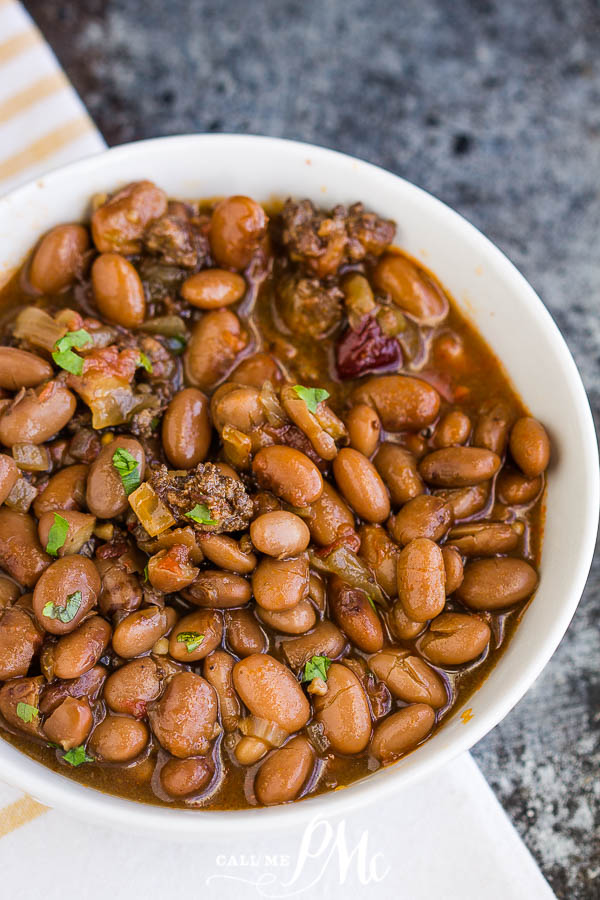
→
(333, 448, 390, 524)
(448, 522, 520, 557)
(112, 606, 177, 658)
(369, 649, 447, 707)
(98, 559, 142, 616)
(0, 573, 20, 608)
(329, 576, 384, 652)
(209, 195, 268, 270)
(197, 533, 257, 574)
(162, 388, 212, 469)
(225, 607, 267, 656)
(371, 704, 435, 763)
(281, 621, 346, 670)
(203, 650, 241, 732)
(39, 664, 106, 715)
(0, 606, 42, 679)
(389, 495, 453, 546)
(472, 401, 511, 455)
(0, 348, 53, 391)
(420, 612, 491, 665)
(104, 657, 163, 717)
(231, 352, 284, 388)
(0, 676, 44, 737)
(250, 511, 310, 558)
(43, 696, 93, 750)
(255, 736, 315, 805)
(346, 404, 381, 458)
(29, 224, 89, 294)
(168, 609, 222, 662)
(374, 443, 424, 506)
(352, 375, 441, 432)
(442, 545, 464, 594)
(211, 383, 265, 434)
(257, 598, 316, 635)
(388, 601, 427, 640)
(433, 410, 471, 447)
(183, 570, 251, 608)
(496, 469, 543, 505)
(147, 545, 198, 593)
(358, 524, 398, 598)
(38, 510, 96, 557)
(184, 309, 247, 390)
(233, 654, 310, 732)
(91, 181, 167, 253)
(313, 663, 371, 754)
(509, 417, 550, 478)
(34, 464, 88, 517)
(160, 756, 214, 798)
(419, 447, 501, 487)
(373, 254, 449, 325)
(0, 383, 76, 447)
(434, 484, 489, 521)
(0, 454, 18, 505)
(253, 445, 323, 507)
(89, 715, 149, 762)
(455, 557, 538, 610)
(305, 481, 355, 547)
(86, 437, 145, 519)
(0, 509, 50, 587)
(181, 269, 246, 308)
(52, 615, 111, 679)
(397, 538, 446, 622)
(91, 253, 146, 327)
(33, 556, 100, 635)
(149, 671, 218, 758)
(252, 555, 309, 612)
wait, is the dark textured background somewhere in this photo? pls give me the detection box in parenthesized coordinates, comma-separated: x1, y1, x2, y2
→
(22, 1, 600, 895)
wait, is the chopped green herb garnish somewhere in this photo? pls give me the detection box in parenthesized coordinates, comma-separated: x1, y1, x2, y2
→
(292, 385, 330, 414)
(169, 335, 187, 355)
(45, 512, 69, 556)
(138, 351, 153, 373)
(47, 742, 60, 749)
(303, 655, 332, 683)
(177, 631, 205, 653)
(112, 447, 140, 495)
(16, 702, 39, 724)
(150, 417, 160, 431)
(42, 590, 82, 624)
(143, 564, 149, 582)
(366, 595, 377, 613)
(62, 745, 94, 767)
(52, 328, 92, 376)
(185, 503, 218, 526)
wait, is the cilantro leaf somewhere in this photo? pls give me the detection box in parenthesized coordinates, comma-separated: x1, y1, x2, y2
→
(45, 512, 69, 556)
(185, 503, 218, 526)
(63, 745, 94, 767)
(176, 631, 205, 653)
(292, 385, 330, 414)
(143, 563, 149, 582)
(302, 655, 332, 683)
(112, 447, 140, 495)
(16, 702, 39, 724)
(366, 595, 377, 612)
(52, 328, 92, 376)
(138, 351, 153, 373)
(42, 590, 82, 624)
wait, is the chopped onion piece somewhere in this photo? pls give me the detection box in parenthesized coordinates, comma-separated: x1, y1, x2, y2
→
(239, 715, 288, 748)
(222, 425, 251, 470)
(5, 477, 37, 512)
(259, 381, 288, 427)
(12, 442, 51, 472)
(139, 315, 188, 338)
(13, 307, 67, 352)
(308, 544, 388, 608)
(128, 482, 175, 537)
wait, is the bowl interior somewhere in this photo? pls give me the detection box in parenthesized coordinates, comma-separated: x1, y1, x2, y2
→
(0, 135, 597, 835)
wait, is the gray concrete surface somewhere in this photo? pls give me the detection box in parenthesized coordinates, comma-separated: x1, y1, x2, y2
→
(21, 1, 600, 895)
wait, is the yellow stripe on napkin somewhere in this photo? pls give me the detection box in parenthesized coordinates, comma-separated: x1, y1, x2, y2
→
(0, 71, 69, 123)
(0, 795, 48, 838)
(0, 115, 95, 181)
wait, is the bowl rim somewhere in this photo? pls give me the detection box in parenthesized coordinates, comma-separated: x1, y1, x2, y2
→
(0, 132, 597, 836)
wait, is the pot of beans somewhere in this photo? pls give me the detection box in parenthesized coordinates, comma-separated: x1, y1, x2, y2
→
(0, 136, 596, 835)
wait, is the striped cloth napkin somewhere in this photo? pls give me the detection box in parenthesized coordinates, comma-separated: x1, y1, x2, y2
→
(0, 3, 557, 897)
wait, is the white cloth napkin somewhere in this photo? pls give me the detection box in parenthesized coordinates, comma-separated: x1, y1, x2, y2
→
(0, 3, 556, 897)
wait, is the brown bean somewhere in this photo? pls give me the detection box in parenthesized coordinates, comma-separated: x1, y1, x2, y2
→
(253, 445, 323, 507)
(333, 448, 390, 524)
(0, 606, 42, 679)
(472, 401, 511, 455)
(442, 545, 464, 594)
(389, 494, 453, 545)
(231, 352, 284, 388)
(33, 556, 100, 635)
(374, 442, 424, 506)
(448, 523, 520, 557)
(197, 533, 257, 574)
(147, 545, 198, 593)
(210, 383, 265, 434)
(0, 509, 50, 587)
(38, 510, 96, 557)
(86, 437, 145, 518)
(89, 715, 149, 762)
(91, 181, 167, 253)
(352, 375, 441, 431)
(509, 417, 550, 478)
(91, 252, 146, 327)
(203, 650, 241, 732)
(29, 224, 89, 294)
(160, 756, 214, 798)
(168, 609, 222, 662)
(52, 615, 111, 679)
(0, 676, 44, 737)
(345, 404, 381, 458)
(98, 559, 142, 616)
(358, 524, 398, 598)
(181, 269, 246, 308)
(0, 453, 18, 505)
(281, 621, 347, 670)
(233, 653, 310, 732)
(496, 469, 543, 506)
(397, 538, 446, 622)
(456, 557, 538, 610)
(420, 612, 491, 665)
(434, 484, 489, 521)
(183, 570, 251, 608)
(34, 464, 88, 517)
(371, 704, 435, 763)
(419, 447, 501, 487)
(0, 383, 76, 447)
(369, 650, 447, 707)
(39, 664, 106, 715)
(433, 410, 471, 447)
(388, 602, 427, 640)
(149, 671, 218, 758)
(252, 555, 309, 612)
(255, 735, 315, 805)
(373, 254, 449, 325)
(0, 573, 20, 608)
(314, 663, 372, 753)
(112, 606, 176, 658)
(329, 576, 384, 652)
(225, 607, 267, 656)
(209, 195, 268, 270)
(104, 657, 163, 717)
(184, 309, 247, 390)
(0, 348, 53, 391)
(305, 481, 355, 547)
(162, 388, 212, 469)
(250, 511, 310, 558)
(257, 598, 317, 635)
(43, 696, 93, 750)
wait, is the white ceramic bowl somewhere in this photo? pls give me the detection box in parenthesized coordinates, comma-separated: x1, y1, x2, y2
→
(0, 135, 597, 837)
